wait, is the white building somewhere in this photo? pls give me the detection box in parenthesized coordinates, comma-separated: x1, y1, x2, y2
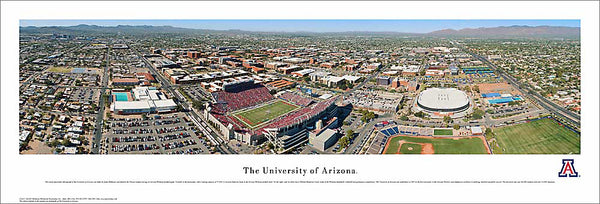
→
(111, 87, 177, 115)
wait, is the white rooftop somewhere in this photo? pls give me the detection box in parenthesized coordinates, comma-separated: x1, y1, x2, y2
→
(417, 88, 469, 110)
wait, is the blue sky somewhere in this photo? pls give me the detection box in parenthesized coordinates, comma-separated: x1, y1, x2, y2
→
(20, 20, 580, 33)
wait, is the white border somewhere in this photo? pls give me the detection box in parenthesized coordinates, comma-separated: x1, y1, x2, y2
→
(2, 1, 599, 203)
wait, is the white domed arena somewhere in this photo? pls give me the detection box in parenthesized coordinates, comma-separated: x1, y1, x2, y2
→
(414, 88, 471, 118)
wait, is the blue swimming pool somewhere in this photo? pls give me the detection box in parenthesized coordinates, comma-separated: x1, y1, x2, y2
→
(114, 92, 129, 101)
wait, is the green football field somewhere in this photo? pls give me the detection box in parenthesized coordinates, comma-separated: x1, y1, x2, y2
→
(434, 129, 453, 136)
(493, 118, 580, 154)
(385, 136, 488, 154)
(234, 100, 298, 127)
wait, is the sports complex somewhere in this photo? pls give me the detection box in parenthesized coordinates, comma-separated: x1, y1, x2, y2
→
(383, 135, 489, 154)
(205, 80, 338, 149)
(414, 88, 471, 118)
(368, 125, 490, 154)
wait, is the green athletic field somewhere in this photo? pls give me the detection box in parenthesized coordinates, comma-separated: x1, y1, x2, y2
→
(493, 118, 580, 154)
(399, 143, 422, 154)
(385, 136, 488, 154)
(234, 100, 298, 127)
(434, 129, 453, 136)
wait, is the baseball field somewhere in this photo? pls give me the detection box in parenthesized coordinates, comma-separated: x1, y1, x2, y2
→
(493, 118, 580, 154)
(384, 136, 488, 154)
(233, 100, 298, 127)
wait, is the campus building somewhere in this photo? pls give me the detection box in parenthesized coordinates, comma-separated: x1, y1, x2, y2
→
(111, 87, 177, 115)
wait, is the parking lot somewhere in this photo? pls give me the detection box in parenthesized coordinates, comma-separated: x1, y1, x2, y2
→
(101, 113, 213, 154)
(180, 85, 210, 101)
(69, 88, 100, 102)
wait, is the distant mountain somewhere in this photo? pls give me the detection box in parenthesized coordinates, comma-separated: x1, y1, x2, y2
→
(20, 24, 580, 39)
(427, 25, 579, 38)
(20, 24, 205, 35)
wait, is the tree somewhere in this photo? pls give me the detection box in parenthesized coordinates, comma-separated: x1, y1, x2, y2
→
(360, 116, 368, 123)
(471, 108, 485, 120)
(443, 116, 452, 123)
(463, 86, 471, 93)
(366, 112, 375, 120)
(472, 85, 480, 93)
(453, 124, 460, 130)
(346, 130, 355, 140)
(49, 140, 61, 147)
(192, 100, 205, 110)
(303, 76, 310, 82)
(414, 111, 426, 118)
(400, 115, 409, 121)
(339, 136, 350, 148)
(62, 138, 72, 147)
(338, 82, 348, 90)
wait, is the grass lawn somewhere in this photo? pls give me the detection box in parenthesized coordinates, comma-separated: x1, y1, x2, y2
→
(493, 118, 580, 154)
(434, 129, 453, 136)
(47, 67, 71, 73)
(399, 143, 422, 154)
(385, 136, 487, 154)
(234, 100, 298, 127)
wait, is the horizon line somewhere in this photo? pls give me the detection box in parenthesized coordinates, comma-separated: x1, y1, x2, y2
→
(19, 23, 581, 34)
(19, 19, 580, 33)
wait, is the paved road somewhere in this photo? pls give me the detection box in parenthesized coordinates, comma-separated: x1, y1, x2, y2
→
(132, 46, 236, 154)
(345, 116, 394, 154)
(91, 47, 110, 154)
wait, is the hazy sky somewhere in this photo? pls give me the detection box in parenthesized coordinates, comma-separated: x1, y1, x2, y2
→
(20, 20, 580, 33)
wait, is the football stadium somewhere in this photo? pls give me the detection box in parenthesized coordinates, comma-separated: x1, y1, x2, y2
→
(205, 80, 338, 151)
(414, 88, 471, 118)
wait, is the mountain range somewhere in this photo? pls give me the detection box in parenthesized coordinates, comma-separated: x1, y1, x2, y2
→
(20, 24, 580, 39)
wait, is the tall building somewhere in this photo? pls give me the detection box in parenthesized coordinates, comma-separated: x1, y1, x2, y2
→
(377, 76, 391, 86)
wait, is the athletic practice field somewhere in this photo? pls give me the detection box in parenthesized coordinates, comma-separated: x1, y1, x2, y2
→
(493, 118, 580, 154)
(47, 67, 71, 73)
(384, 136, 488, 154)
(233, 100, 298, 128)
(434, 129, 453, 136)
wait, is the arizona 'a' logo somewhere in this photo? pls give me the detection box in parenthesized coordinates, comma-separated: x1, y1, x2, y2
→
(558, 159, 578, 177)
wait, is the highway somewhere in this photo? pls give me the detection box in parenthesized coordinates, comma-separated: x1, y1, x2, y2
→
(131, 46, 236, 154)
